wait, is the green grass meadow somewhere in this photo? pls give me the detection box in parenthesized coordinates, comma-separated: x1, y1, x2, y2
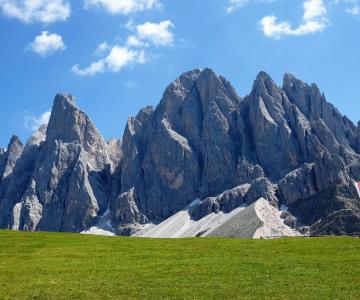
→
(0, 230, 359, 299)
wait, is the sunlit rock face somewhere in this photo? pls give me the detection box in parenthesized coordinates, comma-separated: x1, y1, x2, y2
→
(0, 94, 115, 232)
(0, 69, 359, 236)
(112, 69, 360, 236)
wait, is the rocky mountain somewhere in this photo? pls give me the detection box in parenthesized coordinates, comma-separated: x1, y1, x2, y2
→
(0, 95, 116, 232)
(1, 69, 359, 237)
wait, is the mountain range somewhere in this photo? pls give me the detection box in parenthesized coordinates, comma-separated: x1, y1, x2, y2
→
(1, 68, 359, 237)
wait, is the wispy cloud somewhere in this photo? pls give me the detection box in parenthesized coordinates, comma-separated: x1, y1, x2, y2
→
(93, 41, 111, 56)
(347, 5, 360, 15)
(71, 20, 174, 76)
(0, 0, 70, 23)
(334, 0, 360, 15)
(226, 0, 250, 14)
(124, 81, 138, 89)
(260, 0, 328, 39)
(28, 31, 65, 57)
(24, 110, 51, 132)
(226, 0, 276, 14)
(71, 46, 146, 76)
(84, 0, 161, 15)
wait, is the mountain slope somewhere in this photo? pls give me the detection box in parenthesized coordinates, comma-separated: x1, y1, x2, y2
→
(112, 69, 360, 236)
(0, 68, 359, 237)
(0, 95, 116, 232)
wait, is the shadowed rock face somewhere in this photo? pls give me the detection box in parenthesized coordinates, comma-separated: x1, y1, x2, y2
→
(111, 68, 245, 234)
(111, 69, 360, 235)
(0, 69, 359, 236)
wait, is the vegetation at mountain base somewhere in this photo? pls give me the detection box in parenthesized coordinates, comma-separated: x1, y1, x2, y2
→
(0, 230, 359, 299)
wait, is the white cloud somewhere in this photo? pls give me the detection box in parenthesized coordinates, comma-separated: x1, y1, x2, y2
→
(126, 35, 146, 47)
(260, 16, 292, 37)
(84, 0, 161, 14)
(125, 20, 174, 48)
(135, 20, 174, 47)
(0, 0, 70, 23)
(24, 110, 51, 131)
(106, 46, 142, 71)
(71, 45, 146, 76)
(226, 0, 275, 14)
(71, 60, 106, 76)
(304, 0, 327, 20)
(334, 0, 360, 15)
(72, 20, 174, 76)
(260, 0, 328, 39)
(94, 41, 110, 55)
(28, 31, 65, 56)
(226, 0, 250, 14)
(347, 5, 360, 15)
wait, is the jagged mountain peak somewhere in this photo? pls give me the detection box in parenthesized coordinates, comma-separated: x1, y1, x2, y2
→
(46, 93, 106, 151)
(0, 92, 114, 232)
(196, 67, 219, 81)
(54, 93, 76, 106)
(6, 135, 23, 159)
(162, 68, 238, 101)
(158, 68, 240, 131)
(174, 67, 218, 85)
(1, 68, 360, 237)
(282, 72, 322, 95)
(283, 72, 322, 103)
(283, 72, 300, 87)
(255, 70, 273, 81)
(179, 68, 202, 80)
(8, 135, 23, 148)
(164, 69, 201, 97)
(195, 68, 240, 102)
(251, 71, 282, 99)
(135, 106, 154, 124)
(281, 72, 359, 152)
(0, 135, 24, 181)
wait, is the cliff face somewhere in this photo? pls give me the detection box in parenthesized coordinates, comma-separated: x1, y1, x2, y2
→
(0, 95, 116, 232)
(111, 69, 244, 234)
(112, 69, 360, 235)
(0, 136, 23, 181)
(1, 69, 359, 236)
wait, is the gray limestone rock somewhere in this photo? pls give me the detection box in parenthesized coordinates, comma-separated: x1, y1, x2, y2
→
(280, 211, 297, 228)
(0, 131, 43, 229)
(111, 68, 243, 232)
(0, 94, 114, 232)
(108, 69, 360, 235)
(1, 68, 360, 236)
(0, 135, 23, 181)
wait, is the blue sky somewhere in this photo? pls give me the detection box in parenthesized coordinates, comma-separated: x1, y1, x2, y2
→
(0, 0, 359, 147)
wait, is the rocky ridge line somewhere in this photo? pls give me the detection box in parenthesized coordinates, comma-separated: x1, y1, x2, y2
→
(0, 69, 359, 236)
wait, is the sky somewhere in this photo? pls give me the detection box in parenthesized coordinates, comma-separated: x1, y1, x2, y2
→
(0, 0, 359, 147)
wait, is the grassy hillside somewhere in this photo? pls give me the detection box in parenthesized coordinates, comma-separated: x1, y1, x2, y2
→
(0, 231, 359, 299)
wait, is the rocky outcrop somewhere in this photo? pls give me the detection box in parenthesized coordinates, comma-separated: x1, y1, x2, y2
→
(0, 127, 45, 229)
(112, 69, 360, 235)
(111, 69, 243, 234)
(0, 94, 114, 232)
(107, 138, 122, 169)
(0, 68, 359, 236)
(190, 177, 277, 221)
(0, 136, 23, 182)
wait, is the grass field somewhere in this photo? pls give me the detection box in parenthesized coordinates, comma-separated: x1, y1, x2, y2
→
(0, 231, 359, 299)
